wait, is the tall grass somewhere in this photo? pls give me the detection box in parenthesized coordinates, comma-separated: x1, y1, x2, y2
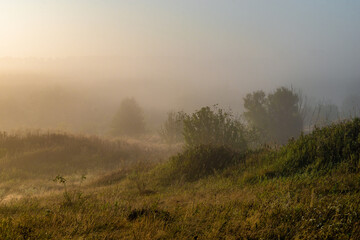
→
(0, 120, 359, 239)
(0, 130, 173, 179)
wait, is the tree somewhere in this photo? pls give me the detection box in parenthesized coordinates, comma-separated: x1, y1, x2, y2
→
(243, 90, 268, 140)
(310, 101, 340, 128)
(183, 106, 247, 151)
(243, 87, 304, 144)
(267, 87, 303, 143)
(342, 94, 360, 119)
(111, 98, 145, 136)
(159, 111, 186, 145)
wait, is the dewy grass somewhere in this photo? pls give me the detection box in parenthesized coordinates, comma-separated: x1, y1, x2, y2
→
(0, 120, 359, 239)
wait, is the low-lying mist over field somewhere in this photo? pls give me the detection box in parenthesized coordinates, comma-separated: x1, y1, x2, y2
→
(1, 1, 360, 134)
(1, 56, 359, 134)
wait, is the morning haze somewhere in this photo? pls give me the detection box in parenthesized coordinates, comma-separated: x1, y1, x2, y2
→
(1, 1, 359, 133)
(1, 1, 360, 239)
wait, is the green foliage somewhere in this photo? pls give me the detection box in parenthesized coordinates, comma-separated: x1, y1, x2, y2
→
(159, 111, 186, 145)
(183, 106, 247, 151)
(158, 106, 248, 183)
(267, 87, 303, 143)
(111, 98, 146, 136)
(1, 120, 360, 239)
(276, 118, 360, 175)
(243, 90, 268, 141)
(244, 87, 304, 144)
(166, 145, 244, 182)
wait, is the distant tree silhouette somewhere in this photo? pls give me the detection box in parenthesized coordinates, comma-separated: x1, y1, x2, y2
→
(267, 87, 303, 143)
(159, 111, 186, 145)
(342, 94, 360, 118)
(111, 98, 145, 136)
(310, 102, 340, 127)
(243, 90, 268, 141)
(244, 87, 303, 144)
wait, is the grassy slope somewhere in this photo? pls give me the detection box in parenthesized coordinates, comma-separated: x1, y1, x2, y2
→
(0, 121, 359, 239)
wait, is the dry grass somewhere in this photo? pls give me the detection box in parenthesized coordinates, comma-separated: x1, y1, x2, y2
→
(1, 171, 359, 239)
(0, 127, 359, 239)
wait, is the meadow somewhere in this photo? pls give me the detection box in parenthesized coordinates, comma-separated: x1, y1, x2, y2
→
(0, 119, 359, 239)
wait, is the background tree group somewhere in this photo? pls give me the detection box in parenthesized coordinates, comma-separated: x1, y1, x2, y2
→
(243, 87, 304, 144)
(114, 87, 311, 147)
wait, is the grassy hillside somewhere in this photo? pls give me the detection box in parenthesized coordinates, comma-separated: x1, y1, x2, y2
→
(0, 120, 359, 239)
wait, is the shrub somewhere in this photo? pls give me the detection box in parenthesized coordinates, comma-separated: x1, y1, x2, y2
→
(183, 106, 247, 151)
(167, 145, 245, 182)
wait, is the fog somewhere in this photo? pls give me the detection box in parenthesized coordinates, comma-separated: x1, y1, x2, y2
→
(0, 56, 359, 134)
(0, 1, 360, 133)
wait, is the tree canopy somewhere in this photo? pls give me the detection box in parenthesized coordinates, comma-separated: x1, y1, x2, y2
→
(244, 87, 303, 144)
(110, 98, 145, 136)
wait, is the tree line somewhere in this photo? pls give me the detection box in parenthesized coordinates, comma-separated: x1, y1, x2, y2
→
(110, 86, 360, 147)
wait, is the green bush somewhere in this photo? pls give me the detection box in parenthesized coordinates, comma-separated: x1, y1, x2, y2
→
(167, 145, 245, 182)
(183, 106, 247, 151)
(276, 118, 360, 175)
(157, 106, 248, 183)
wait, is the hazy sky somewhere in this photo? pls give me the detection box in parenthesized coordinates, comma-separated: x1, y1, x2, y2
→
(1, 1, 360, 105)
(1, 1, 359, 58)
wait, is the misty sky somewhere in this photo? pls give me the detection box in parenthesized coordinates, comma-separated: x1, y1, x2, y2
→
(0, 0, 360, 124)
(0, 1, 359, 58)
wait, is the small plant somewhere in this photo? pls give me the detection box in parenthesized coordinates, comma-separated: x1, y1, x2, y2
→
(53, 175, 67, 191)
(53, 174, 87, 207)
(53, 175, 72, 205)
(80, 174, 86, 186)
